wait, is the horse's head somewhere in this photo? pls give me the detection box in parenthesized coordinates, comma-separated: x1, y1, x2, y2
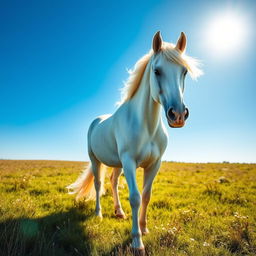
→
(150, 31, 191, 128)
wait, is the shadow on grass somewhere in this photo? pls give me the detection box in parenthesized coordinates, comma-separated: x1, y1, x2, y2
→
(0, 207, 95, 256)
(101, 237, 132, 256)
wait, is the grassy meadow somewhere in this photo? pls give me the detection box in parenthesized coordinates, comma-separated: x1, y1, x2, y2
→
(0, 160, 255, 256)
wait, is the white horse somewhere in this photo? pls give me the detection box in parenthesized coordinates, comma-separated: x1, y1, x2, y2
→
(67, 31, 202, 253)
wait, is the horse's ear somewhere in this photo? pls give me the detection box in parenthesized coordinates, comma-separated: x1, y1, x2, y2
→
(152, 31, 163, 53)
(175, 32, 187, 53)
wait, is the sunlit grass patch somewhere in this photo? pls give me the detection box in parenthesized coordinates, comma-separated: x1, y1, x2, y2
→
(0, 160, 255, 255)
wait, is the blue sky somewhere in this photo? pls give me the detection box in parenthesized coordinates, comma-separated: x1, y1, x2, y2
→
(0, 0, 255, 162)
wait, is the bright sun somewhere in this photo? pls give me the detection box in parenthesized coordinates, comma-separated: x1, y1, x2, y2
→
(206, 11, 248, 56)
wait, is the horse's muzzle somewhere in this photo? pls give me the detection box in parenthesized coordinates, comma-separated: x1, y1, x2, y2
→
(166, 107, 189, 128)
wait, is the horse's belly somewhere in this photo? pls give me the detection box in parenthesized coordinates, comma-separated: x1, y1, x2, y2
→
(93, 147, 122, 167)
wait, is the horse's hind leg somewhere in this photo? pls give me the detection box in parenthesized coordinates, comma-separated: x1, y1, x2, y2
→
(110, 168, 126, 219)
(90, 153, 103, 218)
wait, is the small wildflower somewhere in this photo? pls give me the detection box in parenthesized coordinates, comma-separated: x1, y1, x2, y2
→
(190, 238, 195, 241)
(203, 242, 210, 247)
(172, 227, 177, 232)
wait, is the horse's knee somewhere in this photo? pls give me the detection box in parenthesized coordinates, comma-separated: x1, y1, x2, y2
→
(94, 180, 101, 191)
(129, 191, 141, 208)
(110, 174, 118, 187)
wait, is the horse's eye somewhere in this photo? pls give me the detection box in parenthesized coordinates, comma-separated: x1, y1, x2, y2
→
(154, 69, 160, 76)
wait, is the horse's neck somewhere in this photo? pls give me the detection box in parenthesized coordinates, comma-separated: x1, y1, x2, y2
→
(129, 63, 161, 134)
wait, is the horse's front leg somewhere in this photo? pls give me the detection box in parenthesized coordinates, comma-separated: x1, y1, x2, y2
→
(140, 160, 161, 235)
(121, 154, 144, 251)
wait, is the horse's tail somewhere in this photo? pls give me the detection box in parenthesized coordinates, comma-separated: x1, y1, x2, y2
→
(67, 162, 106, 201)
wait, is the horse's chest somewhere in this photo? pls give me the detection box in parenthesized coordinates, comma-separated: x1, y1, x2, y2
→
(137, 141, 161, 167)
(118, 123, 167, 166)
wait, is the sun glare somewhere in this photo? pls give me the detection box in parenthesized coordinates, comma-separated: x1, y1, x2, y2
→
(206, 11, 248, 56)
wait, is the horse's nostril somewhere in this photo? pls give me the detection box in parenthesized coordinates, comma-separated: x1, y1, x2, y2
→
(167, 108, 176, 121)
(185, 108, 189, 120)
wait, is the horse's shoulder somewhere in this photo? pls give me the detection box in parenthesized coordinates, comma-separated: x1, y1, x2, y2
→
(113, 105, 141, 133)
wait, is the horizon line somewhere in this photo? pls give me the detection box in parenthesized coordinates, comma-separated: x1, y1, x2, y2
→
(0, 158, 255, 164)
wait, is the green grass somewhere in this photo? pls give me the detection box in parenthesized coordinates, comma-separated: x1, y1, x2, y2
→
(0, 160, 256, 256)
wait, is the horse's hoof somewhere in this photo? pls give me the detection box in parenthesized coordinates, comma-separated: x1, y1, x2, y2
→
(115, 209, 126, 219)
(131, 247, 145, 256)
(95, 212, 103, 220)
(141, 228, 149, 236)
(116, 213, 127, 219)
(140, 225, 149, 235)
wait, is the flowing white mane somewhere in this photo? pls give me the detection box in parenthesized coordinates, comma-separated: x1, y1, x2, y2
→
(118, 42, 203, 105)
